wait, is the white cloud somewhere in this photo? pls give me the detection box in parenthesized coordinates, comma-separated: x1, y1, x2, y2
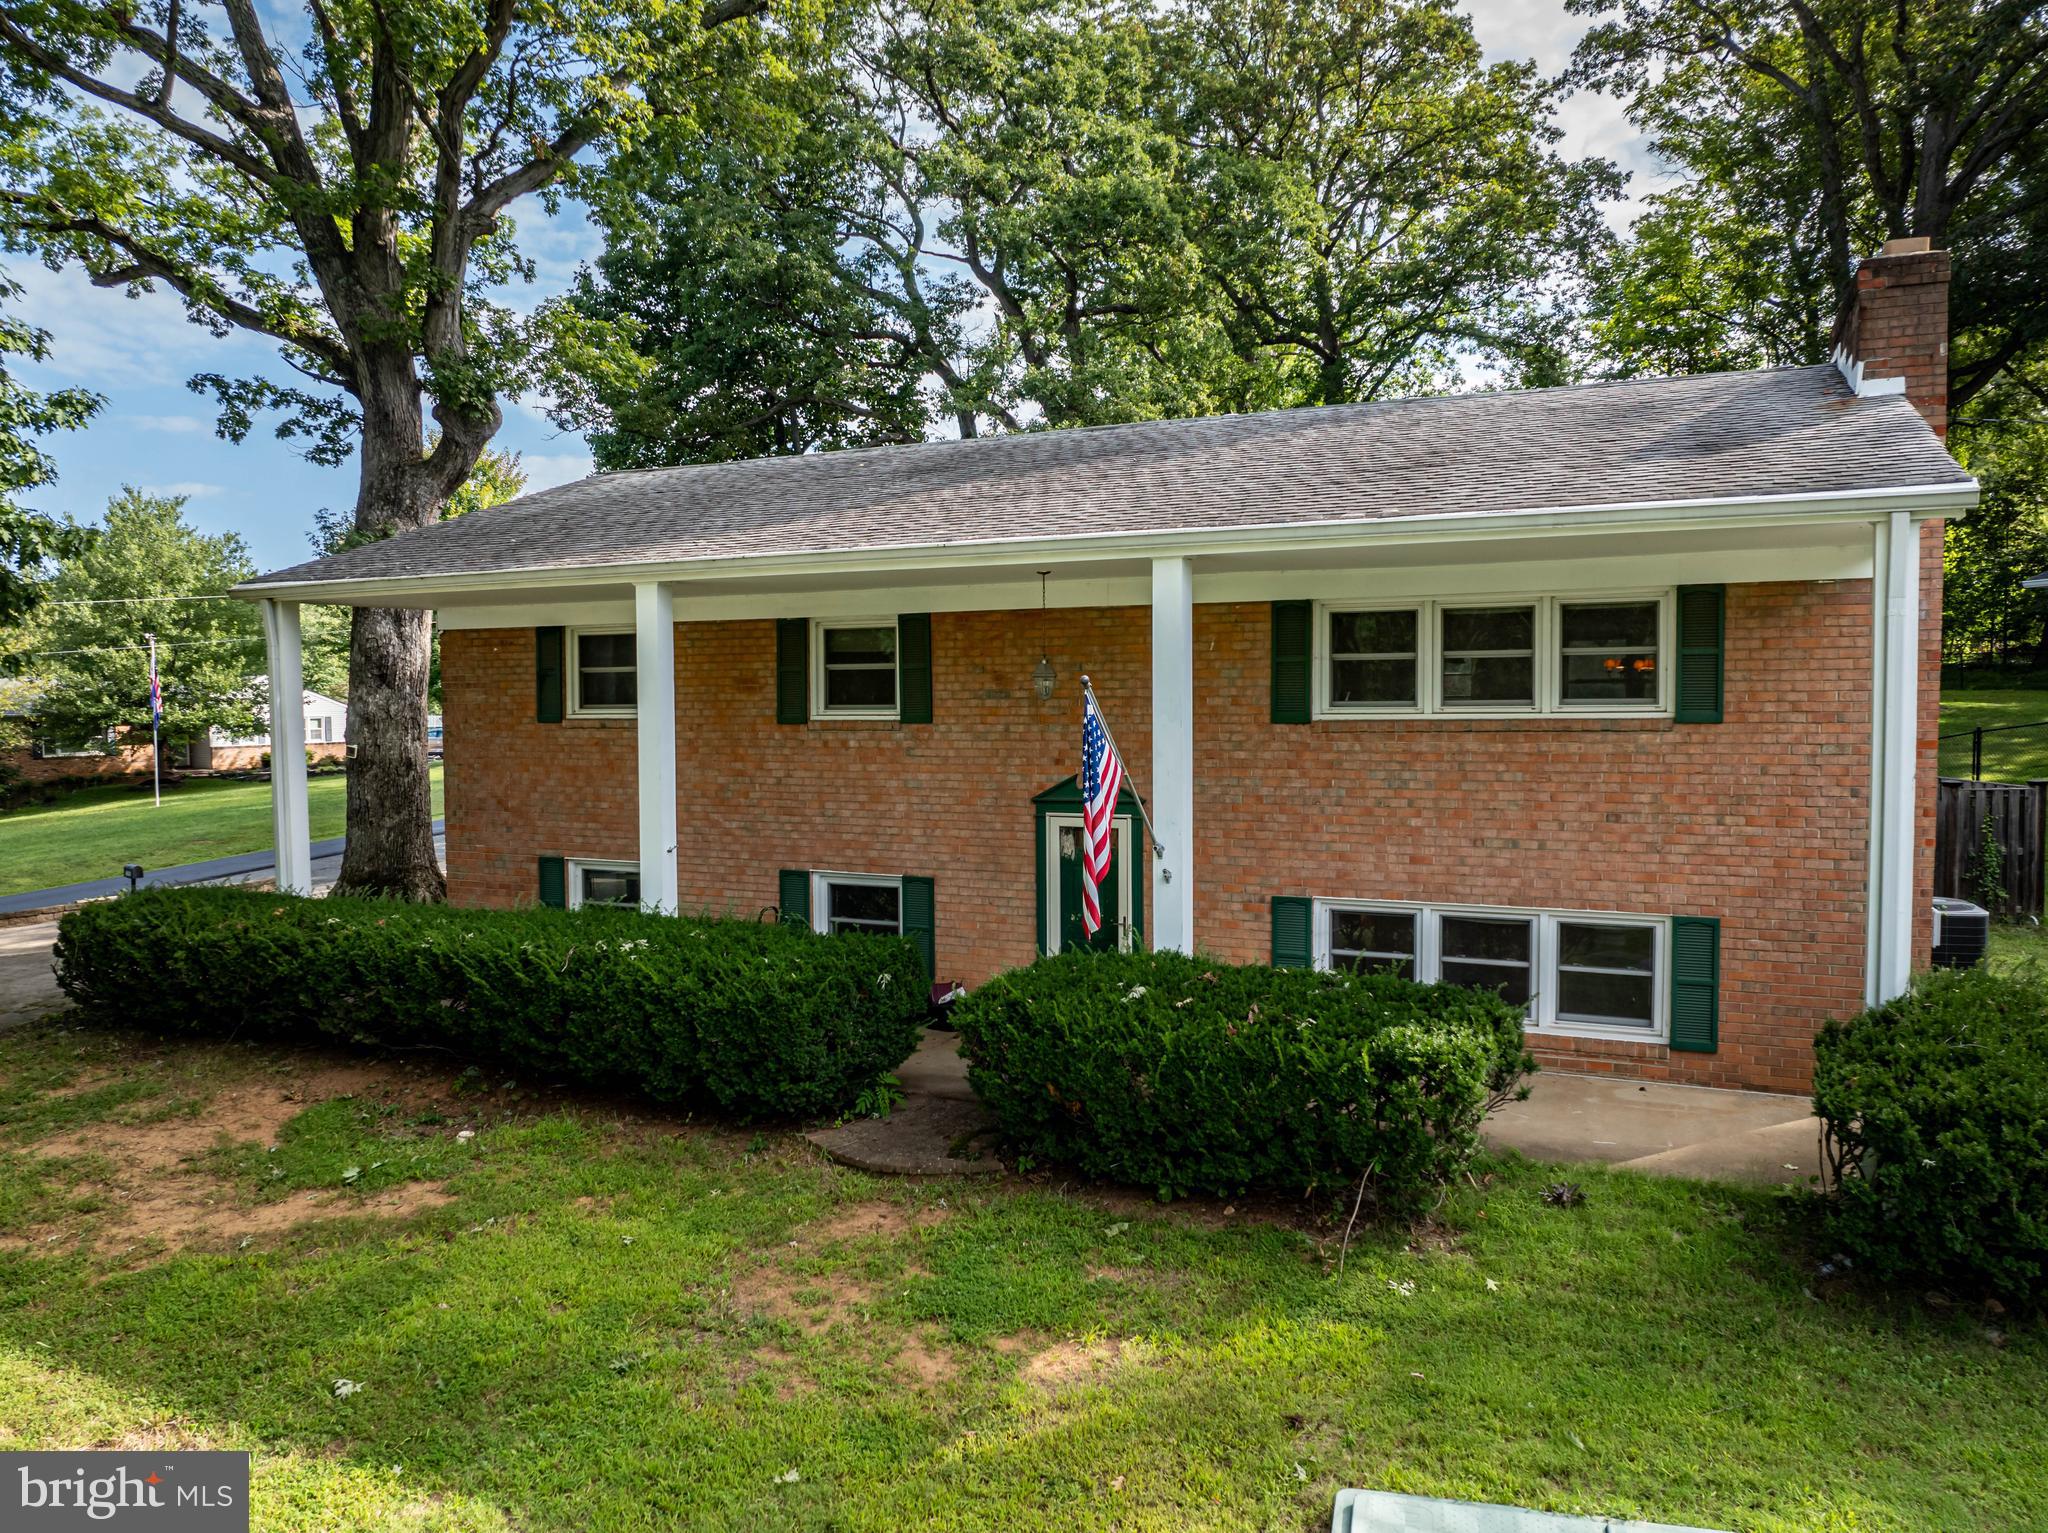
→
(128, 413, 212, 434)
(1462, 0, 1664, 231)
(516, 452, 595, 491)
(142, 481, 226, 500)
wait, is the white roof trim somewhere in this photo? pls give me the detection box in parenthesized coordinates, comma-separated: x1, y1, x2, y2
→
(237, 478, 1979, 606)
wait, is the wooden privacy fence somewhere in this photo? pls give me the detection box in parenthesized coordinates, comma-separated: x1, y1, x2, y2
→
(1935, 777, 2047, 919)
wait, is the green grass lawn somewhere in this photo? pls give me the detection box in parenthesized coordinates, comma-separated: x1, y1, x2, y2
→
(1937, 686, 2048, 780)
(0, 768, 444, 897)
(0, 1024, 2040, 1532)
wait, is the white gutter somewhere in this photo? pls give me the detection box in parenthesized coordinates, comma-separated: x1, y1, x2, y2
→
(234, 479, 1979, 607)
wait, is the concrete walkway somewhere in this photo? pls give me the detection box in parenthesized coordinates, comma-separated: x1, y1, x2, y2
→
(0, 820, 445, 917)
(0, 920, 62, 1030)
(812, 1031, 1822, 1187)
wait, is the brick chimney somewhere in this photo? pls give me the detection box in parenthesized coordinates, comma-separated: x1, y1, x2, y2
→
(1831, 236, 1950, 439)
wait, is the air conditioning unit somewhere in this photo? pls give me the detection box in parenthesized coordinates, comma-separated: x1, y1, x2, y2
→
(1931, 897, 1989, 970)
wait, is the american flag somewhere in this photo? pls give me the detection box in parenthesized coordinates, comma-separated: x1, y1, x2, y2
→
(148, 662, 162, 730)
(1080, 686, 1125, 937)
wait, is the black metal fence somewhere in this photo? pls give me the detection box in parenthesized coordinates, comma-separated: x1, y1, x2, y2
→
(1937, 719, 2048, 781)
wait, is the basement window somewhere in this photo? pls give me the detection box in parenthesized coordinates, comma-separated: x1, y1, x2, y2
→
(810, 872, 904, 935)
(1313, 898, 1667, 1041)
(568, 860, 640, 910)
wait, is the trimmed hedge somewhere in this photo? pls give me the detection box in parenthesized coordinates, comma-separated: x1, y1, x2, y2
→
(952, 948, 1534, 1203)
(54, 887, 929, 1118)
(1814, 965, 2048, 1301)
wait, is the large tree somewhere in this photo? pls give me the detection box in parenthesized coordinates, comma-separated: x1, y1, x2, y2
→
(20, 489, 268, 755)
(1570, 0, 2048, 408)
(1162, 0, 1619, 403)
(565, 0, 1616, 461)
(0, 0, 769, 896)
(0, 271, 100, 624)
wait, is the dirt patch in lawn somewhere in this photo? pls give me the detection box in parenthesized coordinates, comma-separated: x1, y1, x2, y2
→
(107, 1180, 455, 1257)
(1019, 1337, 1126, 1391)
(731, 1263, 878, 1334)
(34, 1062, 396, 1170)
(8, 1052, 462, 1256)
(804, 1198, 955, 1244)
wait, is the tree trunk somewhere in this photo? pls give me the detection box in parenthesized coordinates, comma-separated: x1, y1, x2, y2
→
(336, 602, 445, 899)
(329, 358, 459, 900)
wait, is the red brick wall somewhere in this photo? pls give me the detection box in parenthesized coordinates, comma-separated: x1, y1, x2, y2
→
(444, 575, 1916, 1094)
(1839, 247, 1950, 439)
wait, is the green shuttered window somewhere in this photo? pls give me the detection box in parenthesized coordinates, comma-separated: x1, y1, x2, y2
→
(1271, 895, 1313, 968)
(1271, 601, 1312, 724)
(1668, 916, 1720, 1052)
(535, 626, 565, 724)
(1674, 585, 1725, 724)
(775, 619, 808, 723)
(898, 613, 933, 724)
(538, 855, 566, 909)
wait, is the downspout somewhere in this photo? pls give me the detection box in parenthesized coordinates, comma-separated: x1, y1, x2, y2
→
(1872, 511, 1920, 1000)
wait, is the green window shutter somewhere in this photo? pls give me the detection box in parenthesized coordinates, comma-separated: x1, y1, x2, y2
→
(1669, 916, 1719, 1053)
(1270, 601, 1311, 724)
(775, 618, 808, 724)
(538, 855, 566, 909)
(902, 875, 936, 982)
(778, 869, 811, 928)
(536, 626, 565, 724)
(1271, 895, 1313, 969)
(1674, 585, 1725, 724)
(898, 613, 933, 724)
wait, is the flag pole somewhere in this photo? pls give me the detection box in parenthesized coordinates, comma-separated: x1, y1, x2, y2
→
(1079, 674, 1164, 858)
(146, 630, 160, 808)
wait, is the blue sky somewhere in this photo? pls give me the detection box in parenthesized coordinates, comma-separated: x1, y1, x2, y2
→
(10, 0, 1660, 577)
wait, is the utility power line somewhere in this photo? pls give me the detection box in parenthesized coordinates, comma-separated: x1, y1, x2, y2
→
(27, 637, 264, 658)
(35, 594, 238, 606)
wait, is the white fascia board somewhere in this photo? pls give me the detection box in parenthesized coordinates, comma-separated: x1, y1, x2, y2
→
(243, 480, 1981, 610)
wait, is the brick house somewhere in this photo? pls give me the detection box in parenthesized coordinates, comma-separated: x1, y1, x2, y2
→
(240, 241, 1971, 1094)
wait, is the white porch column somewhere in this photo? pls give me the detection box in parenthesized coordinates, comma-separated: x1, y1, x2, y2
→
(1150, 557, 1196, 953)
(259, 598, 312, 896)
(1873, 511, 1921, 1000)
(634, 580, 680, 915)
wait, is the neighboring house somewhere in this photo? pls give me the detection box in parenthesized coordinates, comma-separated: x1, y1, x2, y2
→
(239, 240, 1971, 1094)
(192, 688, 351, 770)
(0, 678, 156, 784)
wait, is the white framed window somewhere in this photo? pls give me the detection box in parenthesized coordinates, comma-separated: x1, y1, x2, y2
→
(567, 859, 640, 909)
(569, 627, 636, 716)
(810, 872, 903, 935)
(1314, 593, 1671, 719)
(811, 618, 899, 719)
(1312, 897, 1668, 1041)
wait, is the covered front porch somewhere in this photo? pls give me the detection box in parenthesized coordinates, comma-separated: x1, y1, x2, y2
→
(250, 498, 1938, 1077)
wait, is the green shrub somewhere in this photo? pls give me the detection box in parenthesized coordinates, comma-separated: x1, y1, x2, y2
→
(1814, 965, 2048, 1301)
(54, 887, 928, 1119)
(952, 948, 1534, 1203)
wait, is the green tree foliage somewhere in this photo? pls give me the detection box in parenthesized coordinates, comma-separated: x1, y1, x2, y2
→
(20, 490, 265, 754)
(1570, 0, 2048, 409)
(1162, 0, 1619, 403)
(564, 0, 1617, 462)
(0, 0, 772, 896)
(0, 272, 100, 624)
(1940, 375, 2048, 669)
(1583, 71, 1838, 376)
